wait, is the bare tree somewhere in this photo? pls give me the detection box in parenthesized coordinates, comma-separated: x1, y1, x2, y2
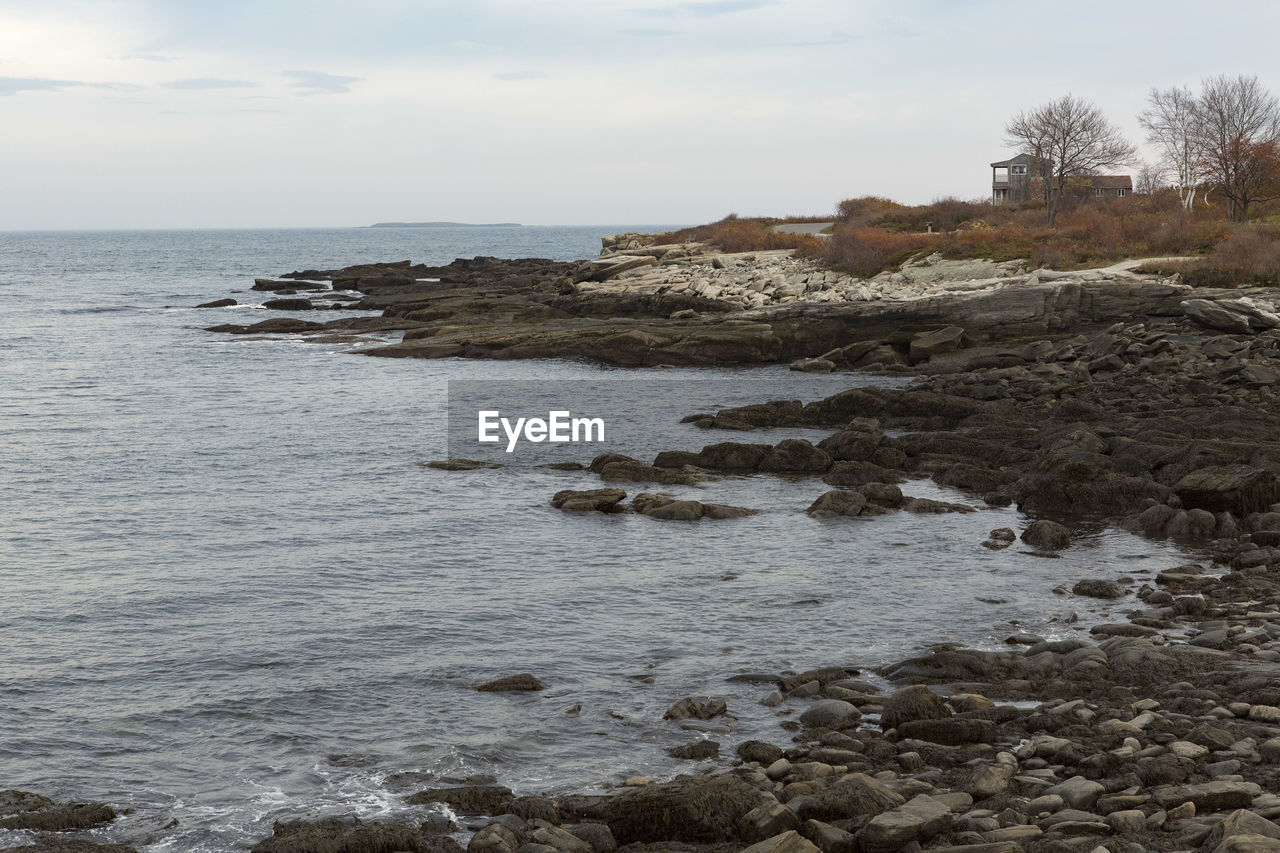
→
(1135, 161, 1167, 195)
(1138, 86, 1203, 211)
(1196, 74, 1280, 221)
(1005, 95, 1136, 225)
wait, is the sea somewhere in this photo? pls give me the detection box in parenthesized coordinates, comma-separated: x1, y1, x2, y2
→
(0, 226, 1194, 851)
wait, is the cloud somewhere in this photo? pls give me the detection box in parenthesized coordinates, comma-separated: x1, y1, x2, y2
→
(162, 78, 256, 90)
(621, 27, 676, 37)
(493, 71, 545, 81)
(284, 69, 360, 95)
(635, 0, 778, 17)
(0, 76, 88, 96)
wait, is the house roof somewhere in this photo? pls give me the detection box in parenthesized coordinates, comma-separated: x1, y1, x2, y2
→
(1082, 175, 1134, 190)
(990, 153, 1040, 168)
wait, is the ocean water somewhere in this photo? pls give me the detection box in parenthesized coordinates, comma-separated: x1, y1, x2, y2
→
(0, 227, 1193, 851)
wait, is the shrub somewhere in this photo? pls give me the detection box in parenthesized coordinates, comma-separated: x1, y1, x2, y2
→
(818, 226, 932, 278)
(1178, 225, 1280, 286)
(656, 215, 823, 253)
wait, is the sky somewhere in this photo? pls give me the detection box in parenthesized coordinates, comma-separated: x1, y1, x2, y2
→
(3, 0, 1280, 229)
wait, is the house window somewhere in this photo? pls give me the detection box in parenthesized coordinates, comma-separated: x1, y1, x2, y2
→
(1117, 188, 1128, 197)
(1011, 165, 1027, 175)
(994, 188, 1008, 202)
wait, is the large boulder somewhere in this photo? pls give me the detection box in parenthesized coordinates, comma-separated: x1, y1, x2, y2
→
(407, 785, 514, 814)
(249, 816, 462, 853)
(565, 773, 775, 844)
(551, 488, 628, 513)
(758, 440, 832, 475)
(1021, 520, 1071, 550)
(806, 490, 868, 517)
(1182, 297, 1280, 333)
(1174, 466, 1280, 516)
(909, 326, 965, 362)
(880, 686, 952, 731)
(790, 773, 905, 823)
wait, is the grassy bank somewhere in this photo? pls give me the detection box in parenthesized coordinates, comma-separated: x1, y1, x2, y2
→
(660, 192, 1280, 287)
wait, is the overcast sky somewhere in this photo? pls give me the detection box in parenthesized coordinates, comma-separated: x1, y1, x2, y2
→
(3, 0, 1279, 229)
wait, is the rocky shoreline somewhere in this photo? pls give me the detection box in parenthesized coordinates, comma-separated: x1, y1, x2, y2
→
(10, 237, 1280, 852)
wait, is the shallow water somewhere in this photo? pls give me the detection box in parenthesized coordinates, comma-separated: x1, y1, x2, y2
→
(0, 227, 1194, 851)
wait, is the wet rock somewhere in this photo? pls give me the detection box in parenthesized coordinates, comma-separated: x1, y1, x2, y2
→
(551, 489, 627, 513)
(798, 700, 861, 729)
(632, 494, 756, 520)
(0, 841, 140, 853)
(1021, 520, 1072, 550)
(205, 318, 327, 335)
(664, 697, 727, 720)
(407, 785, 515, 814)
(510, 797, 560, 824)
(1073, 579, 1126, 599)
(0, 799, 117, 832)
(790, 773, 905, 822)
(1174, 466, 1280, 517)
(596, 458, 702, 486)
(249, 816, 462, 853)
(806, 490, 868, 518)
(894, 718, 996, 745)
(562, 773, 773, 843)
(563, 824, 615, 853)
(667, 739, 720, 760)
(758, 440, 833, 475)
(421, 458, 503, 471)
(738, 741, 785, 765)
(901, 497, 976, 514)
(263, 297, 316, 311)
(476, 674, 548, 692)
(195, 298, 237, 308)
(880, 685, 952, 731)
(1203, 809, 1280, 851)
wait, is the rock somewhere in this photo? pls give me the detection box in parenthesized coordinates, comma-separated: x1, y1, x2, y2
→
(1105, 809, 1147, 834)
(737, 740, 784, 765)
(806, 490, 868, 517)
(1204, 810, 1280, 851)
(880, 685, 952, 730)
(407, 785, 515, 814)
(1174, 466, 1280, 517)
(564, 824, 616, 853)
(901, 497, 976, 514)
(739, 830, 822, 853)
(476, 673, 547, 692)
(564, 773, 774, 843)
(0, 800, 118, 832)
(1182, 297, 1280, 333)
(249, 816, 461, 853)
(862, 482, 905, 507)
(668, 739, 720, 760)
(989, 528, 1016, 542)
(597, 459, 703, 485)
(1073, 579, 1126, 599)
(470, 820, 522, 853)
(551, 488, 627, 513)
(0, 840, 141, 852)
(529, 824, 593, 853)
(791, 358, 837, 373)
(422, 458, 503, 470)
(1046, 777, 1105, 811)
(858, 811, 927, 852)
(799, 700, 861, 729)
(741, 802, 801, 842)
(1021, 520, 1072, 550)
(799, 819, 857, 853)
(895, 718, 997, 745)
(965, 763, 1014, 800)
(664, 697, 727, 720)
(195, 298, 237, 308)
(1152, 781, 1254, 812)
(910, 326, 966, 362)
(759, 440, 833, 475)
(791, 773, 905, 822)
(1211, 836, 1280, 853)
(632, 494, 756, 520)
(263, 297, 316, 311)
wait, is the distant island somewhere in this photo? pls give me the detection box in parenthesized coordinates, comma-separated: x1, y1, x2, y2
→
(368, 221, 521, 228)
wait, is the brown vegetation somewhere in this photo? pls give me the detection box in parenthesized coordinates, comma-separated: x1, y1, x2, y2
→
(657, 215, 825, 253)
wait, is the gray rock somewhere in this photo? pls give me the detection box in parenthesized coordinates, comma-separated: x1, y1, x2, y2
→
(1046, 776, 1105, 810)
(799, 700, 861, 729)
(663, 697, 727, 720)
(741, 802, 801, 842)
(476, 674, 548, 692)
(1022, 519, 1072, 550)
(738, 830, 822, 853)
(1073, 579, 1126, 599)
